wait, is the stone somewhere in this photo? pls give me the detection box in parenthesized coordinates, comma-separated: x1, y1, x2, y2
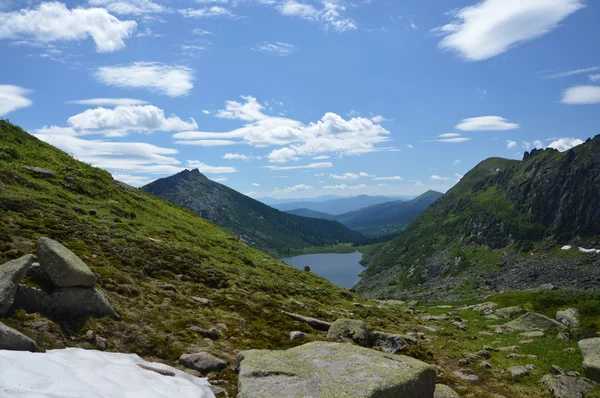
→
(37, 237, 96, 287)
(420, 314, 450, 321)
(290, 331, 306, 340)
(495, 306, 524, 319)
(472, 302, 498, 313)
(480, 361, 492, 369)
(326, 319, 370, 347)
(288, 298, 305, 308)
(237, 341, 436, 398)
(551, 365, 565, 375)
(458, 359, 470, 366)
(540, 374, 593, 398)
(0, 322, 38, 352)
(137, 364, 175, 377)
(179, 352, 227, 373)
(189, 326, 220, 340)
(283, 312, 331, 331)
(0, 254, 35, 315)
(209, 385, 229, 397)
(505, 365, 535, 378)
(578, 338, 600, 382)
(192, 297, 211, 306)
(520, 331, 545, 339)
(556, 332, 570, 343)
(504, 312, 567, 332)
(452, 371, 479, 381)
(23, 166, 56, 178)
(434, 384, 460, 398)
(371, 331, 408, 354)
(452, 321, 468, 330)
(556, 308, 580, 329)
(95, 336, 108, 350)
(214, 323, 228, 331)
(25, 320, 51, 332)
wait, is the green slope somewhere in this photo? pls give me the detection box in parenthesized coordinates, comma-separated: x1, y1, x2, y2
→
(283, 208, 337, 220)
(142, 169, 368, 256)
(358, 141, 600, 298)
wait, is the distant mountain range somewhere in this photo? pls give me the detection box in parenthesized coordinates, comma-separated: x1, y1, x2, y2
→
(271, 195, 400, 215)
(285, 191, 443, 238)
(142, 170, 368, 255)
(358, 136, 600, 300)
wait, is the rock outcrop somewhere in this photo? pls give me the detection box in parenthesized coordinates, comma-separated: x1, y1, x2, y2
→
(556, 308, 580, 329)
(540, 374, 593, 398)
(434, 384, 460, 398)
(495, 306, 524, 319)
(179, 352, 227, 374)
(503, 312, 567, 332)
(0, 254, 35, 315)
(326, 318, 370, 347)
(37, 237, 96, 287)
(0, 322, 38, 351)
(237, 341, 436, 398)
(578, 338, 600, 382)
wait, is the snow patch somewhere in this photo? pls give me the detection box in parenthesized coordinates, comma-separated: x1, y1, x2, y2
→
(0, 348, 215, 398)
(579, 247, 600, 254)
(561, 245, 572, 250)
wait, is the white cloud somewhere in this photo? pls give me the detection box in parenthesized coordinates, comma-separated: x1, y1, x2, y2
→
(112, 173, 152, 186)
(174, 96, 392, 162)
(506, 140, 516, 149)
(179, 6, 233, 18)
(453, 159, 461, 165)
(222, 153, 259, 160)
(252, 182, 260, 187)
(438, 133, 461, 138)
(430, 175, 451, 181)
(547, 137, 584, 151)
(193, 28, 214, 35)
(212, 177, 228, 182)
(456, 116, 519, 131)
(371, 115, 385, 123)
(88, 0, 166, 15)
(410, 180, 424, 187)
(312, 155, 330, 160)
(561, 85, 600, 104)
(0, 2, 137, 52)
(590, 74, 600, 82)
(67, 98, 148, 106)
(187, 160, 238, 174)
(175, 140, 238, 146)
(542, 66, 600, 79)
(279, 1, 318, 19)
(426, 136, 471, 143)
(253, 41, 297, 56)
(406, 144, 414, 149)
(277, 0, 356, 33)
(329, 172, 371, 180)
(275, 184, 314, 193)
(323, 183, 368, 190)
(434, 0, 584, 61)
(264, 162, 333, 171)
(94, 62, 194, 97)
(0, 85, 32, 116)
(372, 176, 402, 181)
(55, 105, 197, 137)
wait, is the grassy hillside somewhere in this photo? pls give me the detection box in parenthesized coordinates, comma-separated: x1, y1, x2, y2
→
(142, 170, 368, 256)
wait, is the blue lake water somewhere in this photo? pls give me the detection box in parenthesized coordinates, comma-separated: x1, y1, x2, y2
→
(281, 252, 365, 288)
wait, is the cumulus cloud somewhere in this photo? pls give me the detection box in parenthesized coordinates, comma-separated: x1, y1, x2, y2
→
(94, 62, 194, 97)
(590, 75, 600, 82)
(187, 160, 238, 173)
(323, 183, 368, 190)
(330, 172, 371, 180)
(434, 0, 584, 61)
(561, 85, 600, 104)
(275, 184, 314, 193)
(88, 0, 166, 15)
(212, 177, 228, 182)
(0, 85, 32, 116)
(277, 0, 356, 32)
(547, 137, 584, 151)
(372, 176, 402, 181)
(456, 116, 519, 131)
(506, 140, 517, 149)
(222, 153, 258, 160)
(253, 41, 297, 56)
(264, 162, 333, 171)
(67, 98, 148, 106)
(179, 6, 233, 18)
(0, 2, 137, 52)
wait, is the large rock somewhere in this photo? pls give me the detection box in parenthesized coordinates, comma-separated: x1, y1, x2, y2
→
(326, 318, 370, 347)
(578, 338, 600, 382)
(23, 166, 56, 179)
(0, 254, 35, 315)
(434, 384, 460, 398)
(179, 352, 227, 373)
(540, 374, 593, 398)
(237, 341, 436, 398)
(472, 302, 498, 313)
(37, 237, 96, 287)
(503, 312, 567, 332)
(0, 322, 38, 351)
(495, 306, 524, 319)
(556, 308, 580, 329)
(283, 312, 331, 331)
(371, 331, 408, 354)
(13, 285, 118, 320)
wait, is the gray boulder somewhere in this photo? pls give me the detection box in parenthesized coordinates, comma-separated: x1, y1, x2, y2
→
(540, 374, 593, 398)
(578, 338, 600, 382)
(472, 302, 497, 313)
(290, 331, 306, 340)
(503, 312, 567, 332)
(434, 384, 460, 398)
(495, 306, 524, 319)
(371, 331, 408, 354)
(0, 322, 38, 352)
(283, 312, 331, 331)
(326, 318, 370, 347)
(23, 166, 56, 179)
(237, 341, 436, 398)
(505, 365, 535, 378)
(556, 308, 580, 329)
(0, 254, 35, 315)
(37, 237, 96, 287)
(179, 352, 227, 373)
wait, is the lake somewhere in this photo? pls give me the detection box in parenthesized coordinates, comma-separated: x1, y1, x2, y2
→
(281, 252, 365, 288)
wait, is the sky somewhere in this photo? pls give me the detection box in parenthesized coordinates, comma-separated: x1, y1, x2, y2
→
(1, 0, 599, 199)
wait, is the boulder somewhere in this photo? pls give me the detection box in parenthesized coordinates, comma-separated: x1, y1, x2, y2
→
(237, 341, 436, 398)
(472, 302, 497, 313)
(37, 238, 96, 287)
(283, 312, 331, 331)
(556, 308, 580, 329)
(420, 314, 450, 322)
(0, 254, 35, 315)
(505, 365, 535, 378)
(578, 338, 600, 382)
(326, 319, 370, 347)
(434, 384, 460, 398)
(371, 331, 408, 354)
(23, 166, 56, 179)
(290, 331, 306, 340)
(495, 306, 524, 319)
(540, 374, 593, 398)
(520, 331, 545, 339)
(0, 322, 38, 352)
(179, 352, 227, 373)
(503, 312, 567, 332)
(191, 297, 211, 306)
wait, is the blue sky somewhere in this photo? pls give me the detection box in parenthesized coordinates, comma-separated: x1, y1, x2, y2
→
(1, 0, 599, 199)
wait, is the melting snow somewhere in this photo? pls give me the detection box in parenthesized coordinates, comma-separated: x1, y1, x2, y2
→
(579, 247, 600, 254)
(0, 348, 215, 398)
(561, 245, 572, 250)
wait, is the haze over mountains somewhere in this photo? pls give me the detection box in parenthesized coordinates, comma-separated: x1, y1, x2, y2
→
(271, 195, 402, 215)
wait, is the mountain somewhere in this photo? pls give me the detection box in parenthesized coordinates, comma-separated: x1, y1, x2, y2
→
(284, 208, 337, 220)
(142, 170, 367, 255)
(273, 195, 399, 215)
(358, 138, 600, 300)
(259, 195, 344, 206)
